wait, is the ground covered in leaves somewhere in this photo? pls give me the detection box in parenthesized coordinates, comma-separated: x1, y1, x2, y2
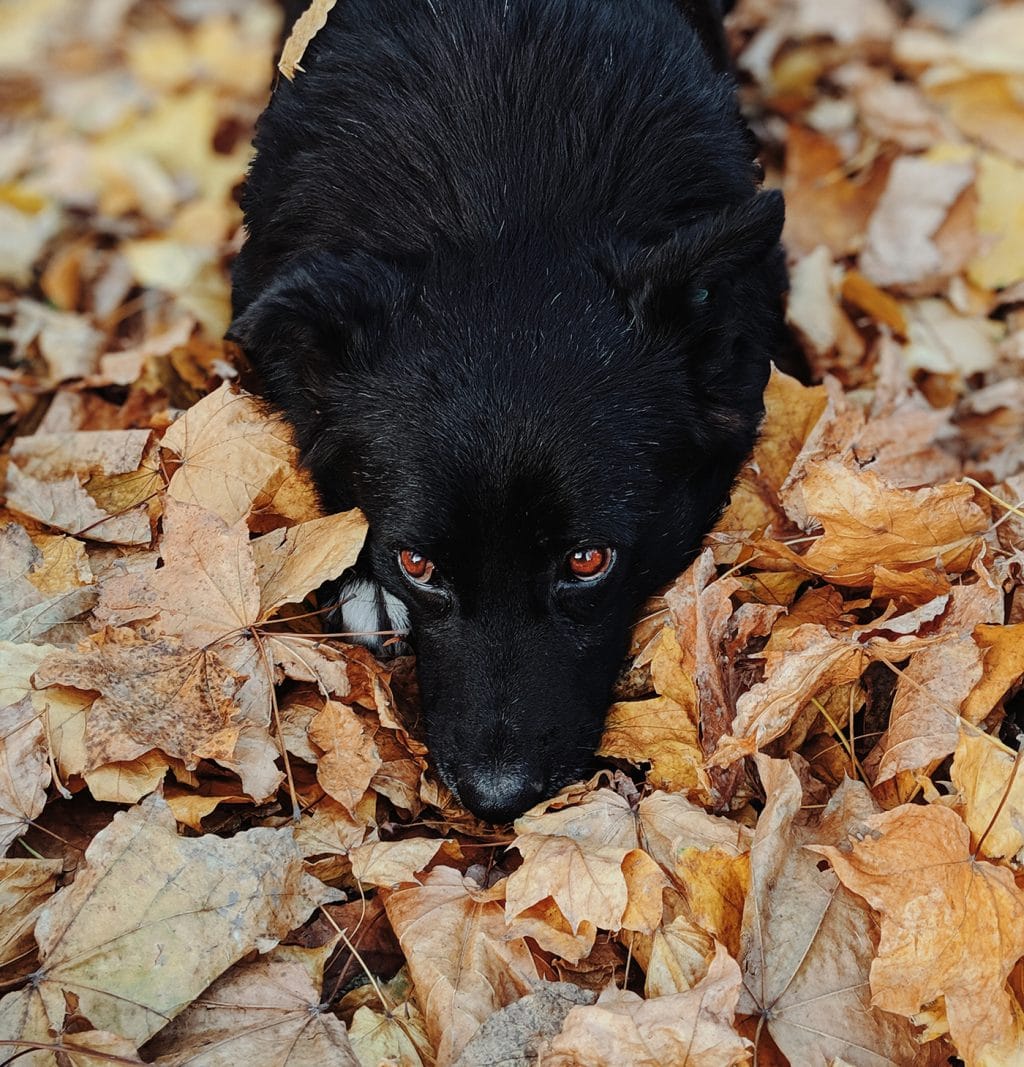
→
(1, 0, 1024, 1064)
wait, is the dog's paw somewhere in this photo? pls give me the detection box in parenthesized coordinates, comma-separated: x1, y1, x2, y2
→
(329, 572, 411, 656)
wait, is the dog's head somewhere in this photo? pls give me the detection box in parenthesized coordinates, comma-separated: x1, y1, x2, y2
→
(230, 191, 785, 821)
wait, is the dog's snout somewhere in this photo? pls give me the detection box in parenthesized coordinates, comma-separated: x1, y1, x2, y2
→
(457, 762, 546, 824)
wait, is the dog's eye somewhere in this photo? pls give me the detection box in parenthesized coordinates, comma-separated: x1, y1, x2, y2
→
(566, 547, 615, 581)
(398, 549, 435, 584)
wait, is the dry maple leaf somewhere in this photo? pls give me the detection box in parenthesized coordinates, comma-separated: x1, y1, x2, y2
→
(811, 803, 1024, 1065)
(95, 500, 259, 646)
(160, 382, 319, 530)
(382, 865, 539, 1066)
(251, 509, 366, 616)
(0, 795, 335, 1050)
(797, 460, 988, 585)
(34, 627, 243, 773)
(146, 943, 358, 1066)
(540, 942, 749, 1067)
(739, 758, 939, 1066)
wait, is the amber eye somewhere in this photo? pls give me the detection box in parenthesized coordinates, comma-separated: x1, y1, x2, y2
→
(398, 549, 435, 584)
(567, 547, 614, 582)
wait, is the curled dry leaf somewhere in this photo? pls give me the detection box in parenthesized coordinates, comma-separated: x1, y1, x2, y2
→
(951, 729, 1024, 861)
(160, 383, 319, 530)
(147, 943, 358, 1067)
(540, 943, 749, 1067)
(0, 524, 95, 643)
(740, 758, 938, 1066)
(251, 509, 367, 616)
(869, 573, 1003, 784)
(5, 430, 155, 544)
(383, 866, 539, 1066)
(0, 859, 61, 984)
(812, 804, 1024, 1066)
(349, 838, 450, 889)
(279, 0, 339, 80)
(0, 795, 335, 1050)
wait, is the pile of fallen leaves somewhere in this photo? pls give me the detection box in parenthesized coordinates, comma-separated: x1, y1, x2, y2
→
(1, 0, 1023, 1063)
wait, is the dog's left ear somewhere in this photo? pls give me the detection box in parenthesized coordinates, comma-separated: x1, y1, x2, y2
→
(606, 190, 785, 331)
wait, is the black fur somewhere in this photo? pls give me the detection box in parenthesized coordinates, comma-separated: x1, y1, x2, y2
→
(231, 0, 787, 822)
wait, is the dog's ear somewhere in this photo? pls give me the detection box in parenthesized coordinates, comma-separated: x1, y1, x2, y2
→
(227, 249, 408, 406)
(606, 190, 785, 332)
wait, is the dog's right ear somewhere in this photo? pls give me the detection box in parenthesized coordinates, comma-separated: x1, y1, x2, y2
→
(227, 249, 408, 407)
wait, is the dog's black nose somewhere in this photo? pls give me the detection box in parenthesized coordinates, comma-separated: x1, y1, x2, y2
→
(457, 763, 545, 824)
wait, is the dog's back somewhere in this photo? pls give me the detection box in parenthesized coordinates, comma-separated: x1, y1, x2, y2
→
(234, 0, 757, 309)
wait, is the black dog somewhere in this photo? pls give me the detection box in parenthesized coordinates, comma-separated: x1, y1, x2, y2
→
(230, 0, 787, 822)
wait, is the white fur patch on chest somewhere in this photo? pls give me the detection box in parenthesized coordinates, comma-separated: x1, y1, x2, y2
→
(334, 576, 410, 654)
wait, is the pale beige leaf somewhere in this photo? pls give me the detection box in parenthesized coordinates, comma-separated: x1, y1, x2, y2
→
(541, 943, 749, 1067)
(147, 944, 357, 1066)
(860, 155, 974, 288)
(0, 794, 334, 1048)
(383, 866, 539, 1066)
(0, 859, 61, 983)
(160, 382, 319, 529)
(349, 838, 448, 889)
(34, 627, 243, 772)
(0, 524, 95, 643)
(739, 758, 936, 1066)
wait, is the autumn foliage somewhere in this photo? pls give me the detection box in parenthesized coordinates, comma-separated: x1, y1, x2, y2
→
(2, 0, 1024, 1064)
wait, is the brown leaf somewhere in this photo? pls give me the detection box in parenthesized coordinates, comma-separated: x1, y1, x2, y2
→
(782, 126, 889, 258)
(383, 866, 539, 1066)
(798, 460, 988, 585)
(34, 627, 243, 772)
(663, 550, 745, 808)
(147, 944, 358, 1066)
(0, 795, 335, 1049)
(812, 803, 1024, 1065)
(962, 623, 1024, 723)
(309, 700, 381, 816)
(540, 943, 749, 1067)
(160, 383, 319, 530)
(740, 758, 937, 1066)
